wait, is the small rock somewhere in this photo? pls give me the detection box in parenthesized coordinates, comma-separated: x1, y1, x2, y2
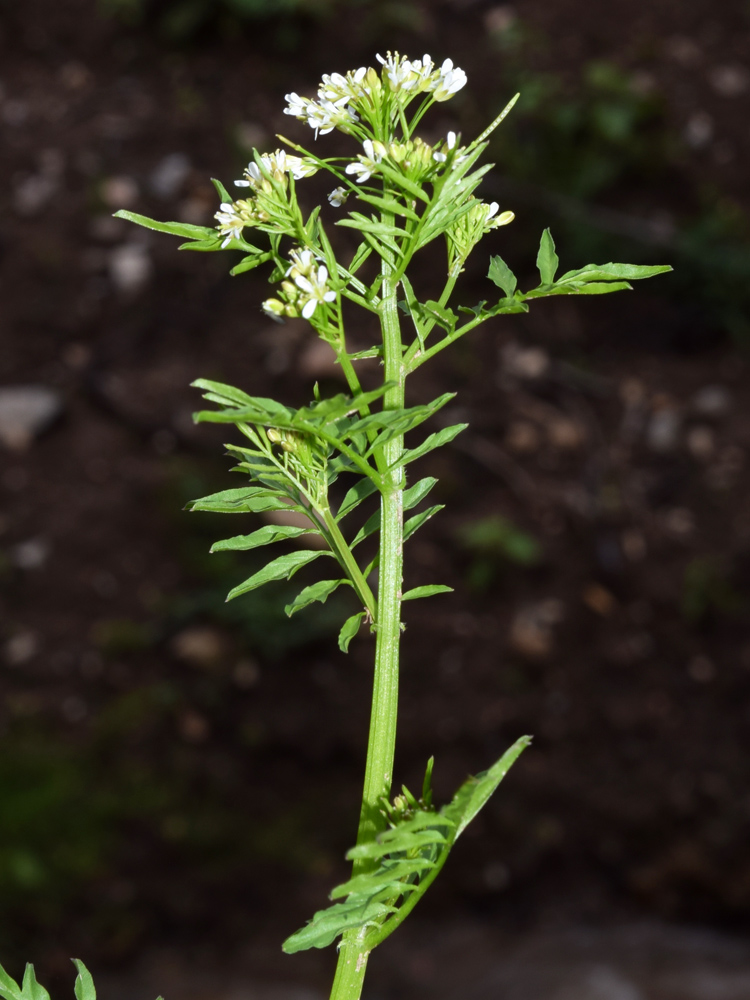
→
(547, 416, 585, 450)
(664, 35, 702, 66)
(170, 626, 228, 667)
(178, 710, 210, 743)
(108, 242, 152, 294)
(684, 111, 713, 149)
(509, 599, 564, 660)
(11, 538, 49, 570)
(708, 64, 750, 97)
(501, 342, 550, 380)
(0, 385, 63, 450)
(582, 583, 617, 617)
(686, 424, 714, 460)
(100, 175, 139, 209)
(233, 659, 261, 688)
(505, 420, 541, 454)
(4, 631, 38, 666)
(691, 384, 731, 418)
(235, 120, 270, 152)
(646, 406, 681, 453)
(664, 507, 694, 536)
(149, 153, 191, 200)
(687, 655, 715, 683)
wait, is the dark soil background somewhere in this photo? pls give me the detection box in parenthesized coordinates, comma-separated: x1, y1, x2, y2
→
(2, 0, 750, 996)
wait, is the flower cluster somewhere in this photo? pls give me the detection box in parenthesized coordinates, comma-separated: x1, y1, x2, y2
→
(284, 52, 467, 139)
(214, 150, 317, 244)
(262, 249, 336, 322)
(446, 199, 515, 275)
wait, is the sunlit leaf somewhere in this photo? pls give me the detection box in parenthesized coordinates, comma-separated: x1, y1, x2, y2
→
(536, 228, 559, 285)
(401, 585, 453, 601)
(285, 579, 350, 617)
(226, 550, 331, 602)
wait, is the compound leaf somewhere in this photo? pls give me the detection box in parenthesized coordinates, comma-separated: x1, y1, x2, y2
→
(395, 423, 468, 469)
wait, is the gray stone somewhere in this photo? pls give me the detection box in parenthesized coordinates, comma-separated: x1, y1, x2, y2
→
(0, 384, 63, 450)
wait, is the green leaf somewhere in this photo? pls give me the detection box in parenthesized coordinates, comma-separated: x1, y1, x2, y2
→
(113, 210, 215, 242)
(21, 967, 50, 1000)
(72, 962, 96, 1000)
(347, 827, 449, 860)
(282, 898, 396, 953)
(186, 487, 294, 514)
(557, 262, 673, 283)
(569, 281, 633, 295)
(395, 423, 468, 469)
(536, 228, 559, 285)
(226, 550, 331, 602)
(487, 256, 517, 298)
(285, 579, 349, 617)
(414, 301, 457, 334)
(442, 735, 531, 837)
(345, 394, 455, 446)
(338, 478, 379, 520)
(330, 860, 433, 900)
(403, 505, 444, 542)
(338, 611, 365, 652)
(230, 252, 272, 275)
(355, 192, 421, 221)
(350, 477, 438, 548)
(401, 585, 453, 601)
(211, 177, 232, 204)
(210, 524, 313, 552)
(0, 963, 21, 1000)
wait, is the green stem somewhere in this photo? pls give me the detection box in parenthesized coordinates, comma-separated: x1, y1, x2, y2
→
(329, 224, 405, 1000)
(320, 508, 377, 621)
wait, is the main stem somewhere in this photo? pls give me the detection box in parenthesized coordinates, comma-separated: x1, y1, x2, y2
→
(329, 237, 405, 1000)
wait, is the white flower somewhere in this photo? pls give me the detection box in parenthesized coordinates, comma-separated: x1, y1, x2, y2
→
(376, 51, 418, 91)
(328, 186, 349, 207)
(408, 54, 436, 90)
(235, 150, 317, 188)
(446, 131, 457, 149)
(319, 67, 367, 102)
(294, 264, 336, 319)
(286, 248, 316, 280)
(214, 202, 246, 247)
(284, 90, 358, 138)
(482, 202, 515, 230)
(345, 139, 385, 183)
(431, 59, 467, 101)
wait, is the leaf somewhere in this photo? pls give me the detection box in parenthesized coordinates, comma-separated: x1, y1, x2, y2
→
(211, 177, 233, 204)
(21, 967, 50, 1000)
(442, 735, 531, 837)
(536, 228, 559, 285)
(557, 262, 673, 283)
(345, 394, 455, 445)
(403, 505, 444, 543)
(395, 423, 468, 469)
(355, 192, 421, 221)
(226, 550, 331, 602)
(487, 256, 517, 298)
(338, 611, 365, 652)
(282, 898, 396, 953)
(285, 579, 349, 617)
(401, 585, 453, 601)
(72, 962, 96, 1000)
(230, 253, 272, 276)
(414, 301, 457, 334)
(210, 524, 313, 552)
(192, 378, 292, 416)
(0, 963, 21, 1000)
(347, 828, 449, 860)
(350, 478, 439, 548)
(186, 487, 294, 514)
(113, 210, 215, 242)
(338, 478, 379, 520)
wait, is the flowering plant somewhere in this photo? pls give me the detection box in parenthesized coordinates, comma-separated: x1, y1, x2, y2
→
(0, 51, 669, 1000)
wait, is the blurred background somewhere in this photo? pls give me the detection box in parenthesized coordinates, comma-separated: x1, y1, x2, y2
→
(2, 1, 750, 997)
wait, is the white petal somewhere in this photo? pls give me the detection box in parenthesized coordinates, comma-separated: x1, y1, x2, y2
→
(302, 299, 317, 319)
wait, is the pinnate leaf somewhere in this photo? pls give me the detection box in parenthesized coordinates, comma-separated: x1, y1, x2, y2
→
(395, 423, 468, 469)
(186, 487, 295, 514)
